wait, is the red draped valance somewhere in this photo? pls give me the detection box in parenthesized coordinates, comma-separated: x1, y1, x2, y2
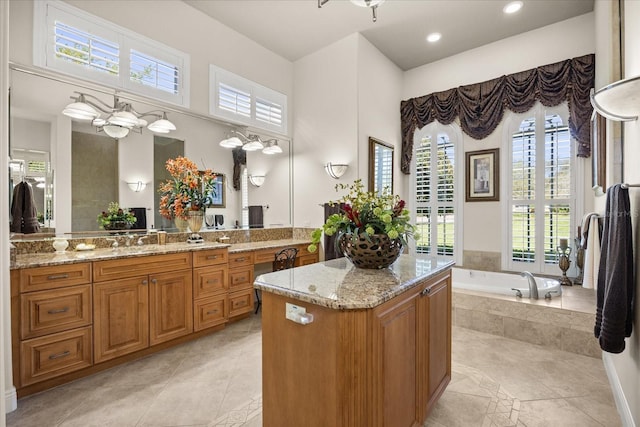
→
(400, 54, 595, 174)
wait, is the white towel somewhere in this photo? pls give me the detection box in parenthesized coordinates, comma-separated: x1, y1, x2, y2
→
(582, 215, 601, 289)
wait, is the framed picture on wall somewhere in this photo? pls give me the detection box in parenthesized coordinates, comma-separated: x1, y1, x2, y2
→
(209, 173, 226, 208)
(465, 148, 499, 202)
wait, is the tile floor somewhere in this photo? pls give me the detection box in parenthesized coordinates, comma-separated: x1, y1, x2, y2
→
(6, 313, 621, 427)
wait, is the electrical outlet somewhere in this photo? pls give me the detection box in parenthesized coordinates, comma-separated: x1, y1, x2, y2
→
(285, 302, 306, 321)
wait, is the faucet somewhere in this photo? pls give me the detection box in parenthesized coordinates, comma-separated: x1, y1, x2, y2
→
(137, 235, 149, 246)
(105, 237, 119, 249)
(520, 271, 539, 299)
(124, 234, 135, 247)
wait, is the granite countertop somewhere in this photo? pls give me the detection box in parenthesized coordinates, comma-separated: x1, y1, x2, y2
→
(254, 255, 455, 310)
(12, 238, 314, 269)
(12, 242, 230, 269)
(228, 239, 311, 253)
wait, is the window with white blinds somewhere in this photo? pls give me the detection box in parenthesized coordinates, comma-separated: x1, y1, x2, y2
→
(35, 1, 190, 107)
(414, 132, 456, 258)
(506, 107, 576, 274)
(210, 65, 288, 134)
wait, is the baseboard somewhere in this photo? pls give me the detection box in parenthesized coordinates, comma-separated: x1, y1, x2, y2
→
(603, 352, 636, 427)
(5, 385, 17, 413)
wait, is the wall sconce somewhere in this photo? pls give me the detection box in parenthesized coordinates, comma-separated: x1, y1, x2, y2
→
(325, 162, 348, 179)
(127, 181, 147, 192)
(249, 175, 266, 187)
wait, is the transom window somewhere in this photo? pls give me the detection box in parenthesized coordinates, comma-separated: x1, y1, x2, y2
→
(35, 1, 190, 107)
(505, 105, 579, 274)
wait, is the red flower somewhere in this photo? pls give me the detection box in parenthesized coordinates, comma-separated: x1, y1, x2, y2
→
(393, 199, 405, 217)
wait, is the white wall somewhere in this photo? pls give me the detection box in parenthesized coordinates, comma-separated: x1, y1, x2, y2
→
(402, 13, 595, 256)
(293, 35, 359, 229)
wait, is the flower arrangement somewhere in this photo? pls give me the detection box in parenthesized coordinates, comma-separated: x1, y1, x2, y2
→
(309, 179, 419, 253)
(158, 156, 217, 220)
(97, 202, 137, 229)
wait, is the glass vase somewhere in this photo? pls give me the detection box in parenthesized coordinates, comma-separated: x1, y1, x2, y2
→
(187, 210, 204, 244)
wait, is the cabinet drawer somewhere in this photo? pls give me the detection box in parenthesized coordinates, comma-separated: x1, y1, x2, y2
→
(295, 244, 314, 257)
(193, 266, 228, 299)
(254, 248, 280, 264)
(20, 263, 91, 293)
(94, 253, 192, 282)
(194, 294, 228, 331)
(229, 266, 254, 291)
(21, 285, 92, 340)
(229, 289, 254, 318)
(296, 253, 319, 267)
(228, 251, 254, 268)
(20, 326, 93, 386)
(193, 248, 228, 268)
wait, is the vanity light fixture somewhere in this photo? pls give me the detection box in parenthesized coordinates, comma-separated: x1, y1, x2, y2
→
(219, 130, 283, 155)
(249, 175, 266, 187)
(127, 181, 147, 192)
(318, 0, 385, 22)
(325, 162, 349, 179)
(62, 92, 177, 140)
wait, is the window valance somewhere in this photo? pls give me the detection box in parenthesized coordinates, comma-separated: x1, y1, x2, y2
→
(400, 54, 595, 174)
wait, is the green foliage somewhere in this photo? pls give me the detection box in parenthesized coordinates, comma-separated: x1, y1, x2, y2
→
(308, 180, 419, 253)
(97, 202, 136, 229)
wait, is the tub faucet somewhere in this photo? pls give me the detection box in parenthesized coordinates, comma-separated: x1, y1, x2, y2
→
(520, 271, 539, 299)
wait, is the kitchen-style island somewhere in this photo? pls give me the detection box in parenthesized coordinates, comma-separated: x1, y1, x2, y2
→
(254, 255, 454, 427)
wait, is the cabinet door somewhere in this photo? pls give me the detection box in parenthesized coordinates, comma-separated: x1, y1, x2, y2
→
(417, 274, 451, 419)
(149, 270, 193, 346)
(372, 294, 419, 427)
(94, 277, 149, 363)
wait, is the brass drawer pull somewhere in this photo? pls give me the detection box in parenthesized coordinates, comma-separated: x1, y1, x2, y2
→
(206, 255, 219, 260)
(234, 300, 246, 307)
(235, 257, 246, 262)
(420, 287, 432, 296)
(49, 350, 70, 360)
(47, 274, 69, 280)
(206, 279, 219, 284)
(206, 309, 219, 315)
(47, 307, 70, 315)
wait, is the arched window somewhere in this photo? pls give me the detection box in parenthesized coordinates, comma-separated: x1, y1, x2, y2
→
(412, 124, 462, 263)
(503, 104, 582, 274)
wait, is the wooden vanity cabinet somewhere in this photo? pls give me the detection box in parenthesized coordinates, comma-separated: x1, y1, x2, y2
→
(193, 248, 229, 331)
(12, 263, 93, 388)
(227, 251, 255, 319)
(93, 253, 193, 363)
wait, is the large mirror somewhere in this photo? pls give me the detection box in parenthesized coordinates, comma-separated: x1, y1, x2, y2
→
(368, 137, 394, 194)
(9, 67, 292, 236)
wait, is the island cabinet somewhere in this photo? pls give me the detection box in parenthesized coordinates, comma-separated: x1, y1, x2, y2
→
(257, 256, 453, 427)
(93, 252, 193, 363)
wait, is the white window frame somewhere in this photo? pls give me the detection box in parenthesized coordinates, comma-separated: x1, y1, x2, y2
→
(34, 0, 190, 107)
(501, 103, 584, 275)
(209, 65, 288, 135)
(410, 122, 463, 265)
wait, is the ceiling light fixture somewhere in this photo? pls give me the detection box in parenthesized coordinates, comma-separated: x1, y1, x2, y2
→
(62, 92, 177, 140)
(318, 0, 384, 22)
(503, 1, 523, 14)
(219, 130, 282, 155)
(426, 32, 441, 43)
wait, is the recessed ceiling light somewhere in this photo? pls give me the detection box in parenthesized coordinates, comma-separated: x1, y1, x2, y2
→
(503, 1, 523, 14)
(426, 32, 441, 43)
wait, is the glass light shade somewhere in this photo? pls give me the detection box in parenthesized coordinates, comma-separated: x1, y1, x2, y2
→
(136, 118, 148, 127)
(92, 118, 106, 126)
(127, 181, 147, 192)
(220, 136, 243, 148)
(62, 101, 99, 121)
(249, 175, 266, 187)
(262, 143, 283, 155)
(242, 140, 264, 151)
(503, 1, 523, 14)
(108, 111, 139, 128)
(350, 0, 384, 7)
(148, 118, 177, 133)
(103, 125, 130, 139)
(325, 162, 348, 179)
